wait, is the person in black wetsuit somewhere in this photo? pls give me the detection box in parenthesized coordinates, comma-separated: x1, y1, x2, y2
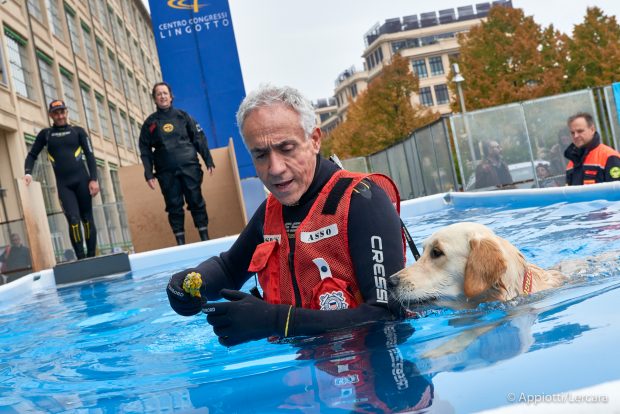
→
(166, 84, 407, 346)
(24, 99, 99, 260)
(139, 82, 215, 245)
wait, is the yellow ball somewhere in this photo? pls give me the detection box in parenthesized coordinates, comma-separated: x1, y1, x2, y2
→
(182, 271, 202, 298)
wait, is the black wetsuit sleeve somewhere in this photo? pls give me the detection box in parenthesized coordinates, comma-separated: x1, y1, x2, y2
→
(194, 202, 266, 300)
(24, 129, 48, 175)
(77, 127, 97, 181)
(183, 111, 215, 169)
(286, 180, 406, 337)
(138, 118, 155, 180)
(605, 155, 620, 181)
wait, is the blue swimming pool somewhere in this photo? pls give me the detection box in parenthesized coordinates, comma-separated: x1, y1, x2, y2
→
(1, 184, 619, 413)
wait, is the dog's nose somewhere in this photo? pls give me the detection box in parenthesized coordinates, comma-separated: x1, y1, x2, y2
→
(388, 273, 400, 288)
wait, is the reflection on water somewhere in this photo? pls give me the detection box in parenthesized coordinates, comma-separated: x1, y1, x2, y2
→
(0, 200, 619, 412)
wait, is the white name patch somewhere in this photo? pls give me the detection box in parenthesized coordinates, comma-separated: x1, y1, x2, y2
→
(300, 224, 338, 243)
(263, 234, 281, 243)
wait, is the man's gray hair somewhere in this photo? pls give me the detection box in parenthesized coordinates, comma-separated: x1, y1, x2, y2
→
(567, 112, 595, 128)
(236, 84, 316, 139)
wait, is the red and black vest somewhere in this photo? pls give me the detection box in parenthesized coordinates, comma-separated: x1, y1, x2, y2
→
(566, 144, 620, 185)
(248, 170, 404, 310)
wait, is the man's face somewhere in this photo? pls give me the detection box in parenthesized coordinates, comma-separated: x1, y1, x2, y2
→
(49, 109, 68, 126)
(242, 104, 321, 206)
(154, 85, 172, 109)
(488, 141, 502, 158)
(569, 117, 596, 148)
(10, 234, 21, 247)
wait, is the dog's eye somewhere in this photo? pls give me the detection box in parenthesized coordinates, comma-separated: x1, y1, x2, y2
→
(430, 247, 444, 259)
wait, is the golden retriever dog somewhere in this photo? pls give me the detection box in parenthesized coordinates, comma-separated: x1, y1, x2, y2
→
(390, 222, 567, 308)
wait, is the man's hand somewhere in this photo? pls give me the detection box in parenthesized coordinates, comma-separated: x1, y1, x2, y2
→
(89, 180, 100, 197)
(147, 178, 157, 190)
(204, 289, 289, 347)
(167, 270, 206, 316)
(207, 166, 215, 176)
(23, 175, 33, 186)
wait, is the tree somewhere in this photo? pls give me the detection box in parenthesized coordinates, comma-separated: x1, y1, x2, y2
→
(325, 54, 439, 158)
(566, 7, 620, 90)
(450, 5, 568, 111)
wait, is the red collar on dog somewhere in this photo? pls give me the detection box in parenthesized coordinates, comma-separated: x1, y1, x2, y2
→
(522, 267, 533, 295)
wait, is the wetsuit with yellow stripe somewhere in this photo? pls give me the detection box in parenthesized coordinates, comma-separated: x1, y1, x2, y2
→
(25, 124, 98, 259)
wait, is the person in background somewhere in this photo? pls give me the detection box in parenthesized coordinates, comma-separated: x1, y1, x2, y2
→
(139, 82, 215, 245)
(24, 100, 99, 260)
(474, 140, 514, 189)
(564, 112, 620, 185)
(0, 233, 31, 276)
(534, 163, 560, 188)
(549, 127, 572, 183)
(166, 84, 406, 346)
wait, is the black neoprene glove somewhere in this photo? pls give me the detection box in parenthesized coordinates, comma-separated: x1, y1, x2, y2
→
(166, 269, 205, 316)
(204, 289, 292, 347)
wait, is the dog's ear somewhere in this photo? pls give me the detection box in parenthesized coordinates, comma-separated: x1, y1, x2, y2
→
(464, 237, 507, 299)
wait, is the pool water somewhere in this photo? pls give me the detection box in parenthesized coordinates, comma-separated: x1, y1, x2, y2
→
(1, 199, 620, 413)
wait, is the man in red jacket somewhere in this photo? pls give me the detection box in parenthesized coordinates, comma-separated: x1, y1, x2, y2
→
(565, 112, 620, 185)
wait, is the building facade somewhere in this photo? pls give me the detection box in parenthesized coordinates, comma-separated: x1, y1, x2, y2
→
(317, 1, 512, 131)
(0, 0, 161, 262)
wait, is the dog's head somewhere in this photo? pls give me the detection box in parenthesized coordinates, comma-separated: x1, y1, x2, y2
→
(391, 222, 524, 308)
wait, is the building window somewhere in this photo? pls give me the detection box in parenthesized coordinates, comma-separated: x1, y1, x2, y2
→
(60, 68, 80, 122)
(350, 84, 358, 99)
(5, 29, 36, 99)
(108, 50, 120, 89)
(37, 51, 58, 105)
(0, 40, 6, 85)
(81, 23, 98, 71)
(27, 0, 44, 22)
(130, 117, 140, 150)
(80, 83, 96, 131)
(119, 63, 130, 101)
(428, 56, 445, 76)
(411, 59, 428, 79)
(45, 0, 65, 39)
(434, 84, 450, 105)
(119, 111, 132, 151)
(64, 6, 82, 56)
(96, 39, 109, 81)
(419, 87, 434, 107)
(96, 94, 111, 140)
(127, 71, 137, 104)
(25, 142, 59, 214)
(96, 0, 110, 32)
(109, 104, 123, 147)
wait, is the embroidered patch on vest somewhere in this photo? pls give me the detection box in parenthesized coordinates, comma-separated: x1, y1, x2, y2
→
(610, 166, 620, 179)
(263, 234, 281, 243)
(300, 224, 338, 243)
(319, 290, 349, 310)
(162, 123, 174, 133)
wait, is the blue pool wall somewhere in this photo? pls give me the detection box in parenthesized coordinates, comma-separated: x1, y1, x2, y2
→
(1, 181, 619, 309)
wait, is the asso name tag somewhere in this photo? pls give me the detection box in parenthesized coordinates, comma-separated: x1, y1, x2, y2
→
(300, 224, 338, 243)
(263, 234, 281, 243)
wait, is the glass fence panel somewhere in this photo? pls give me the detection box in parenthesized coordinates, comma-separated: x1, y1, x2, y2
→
(604, 85, 620, 151)
(522, 89, 597, 187)
(368, 151, 390, 177)
(387, 143, 414, 200)
(341, 157, 369, 173)
(0, 220, 33, 284)
(404, 135, 426, 198)
(430, 121, 458, 192)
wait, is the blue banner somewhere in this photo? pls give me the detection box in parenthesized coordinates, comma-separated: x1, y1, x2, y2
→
(148, 0, 254, 178)
(613, 82, 620, 126)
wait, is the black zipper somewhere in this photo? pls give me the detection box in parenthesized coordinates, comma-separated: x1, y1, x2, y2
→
(288, 252, 302, 307)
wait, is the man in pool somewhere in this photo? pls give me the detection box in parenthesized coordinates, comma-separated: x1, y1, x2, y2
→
(564, 112, 620, 185)
(166, 84, 407, 346)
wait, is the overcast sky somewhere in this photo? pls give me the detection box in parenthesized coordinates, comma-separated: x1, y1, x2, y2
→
(143, 0, 620, 102)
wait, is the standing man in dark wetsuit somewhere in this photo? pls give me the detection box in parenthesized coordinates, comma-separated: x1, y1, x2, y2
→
(166, 84, 407, 346)
(139, 82, 215, 245)
(24, 99, 100, 260)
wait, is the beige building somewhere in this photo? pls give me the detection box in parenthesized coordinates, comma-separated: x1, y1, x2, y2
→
(0, 0, 161, 263)
(318, 1, 512, 130)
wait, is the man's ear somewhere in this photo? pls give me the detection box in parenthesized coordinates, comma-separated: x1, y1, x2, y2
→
(309, 127, 322, 153)
(464, 237, 507, 298)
